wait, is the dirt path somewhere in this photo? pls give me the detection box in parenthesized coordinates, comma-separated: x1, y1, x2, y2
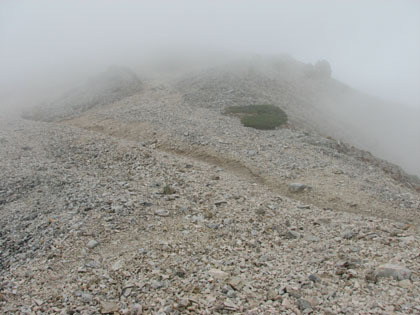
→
(64, 114, 419, 225)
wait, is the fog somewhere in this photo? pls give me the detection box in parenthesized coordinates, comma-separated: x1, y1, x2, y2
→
(1, 0, 419, 175)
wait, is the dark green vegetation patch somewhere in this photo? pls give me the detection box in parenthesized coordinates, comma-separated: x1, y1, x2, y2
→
(224, 104, 288, 130)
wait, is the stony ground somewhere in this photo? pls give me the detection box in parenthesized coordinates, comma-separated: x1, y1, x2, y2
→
(1, 69, 420, 314)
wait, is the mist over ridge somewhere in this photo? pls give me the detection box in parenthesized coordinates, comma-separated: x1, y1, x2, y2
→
(2, 2, 420, 312)
(1, 0, 419, 176)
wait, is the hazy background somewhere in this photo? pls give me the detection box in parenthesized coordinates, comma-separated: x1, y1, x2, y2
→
(1, 0, 419, 175)
(1, 0, 419, 107)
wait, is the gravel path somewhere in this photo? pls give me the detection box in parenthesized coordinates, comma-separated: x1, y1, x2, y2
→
(1, 62, 420, 314)
(1, 113, 419, 314)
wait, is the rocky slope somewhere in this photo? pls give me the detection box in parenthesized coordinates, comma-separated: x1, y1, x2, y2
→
(1, 58, 420, 314)
(22, 66, 143, 122)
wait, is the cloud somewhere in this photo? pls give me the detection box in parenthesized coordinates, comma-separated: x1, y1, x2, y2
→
(0, 0, 419, 107)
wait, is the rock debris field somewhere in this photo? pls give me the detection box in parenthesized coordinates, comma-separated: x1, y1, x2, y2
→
(1, 63, 420, 314)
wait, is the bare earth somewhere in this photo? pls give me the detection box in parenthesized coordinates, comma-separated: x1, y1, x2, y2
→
(1, 68, 420, 314)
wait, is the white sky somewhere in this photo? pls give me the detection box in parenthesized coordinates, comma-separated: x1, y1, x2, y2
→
(1, 0, 419, 107)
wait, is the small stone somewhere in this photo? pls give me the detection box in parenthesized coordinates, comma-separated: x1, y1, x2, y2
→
(285, 230, 300, 239)
(297, 205, 311, 209)
(365, 270, 376, 282)
(87, 240, 99, 249)
(162, 185, 175, 195)
(190, 214, 204, 223)
(297, 298, 313, 311)
(112, 259, 124, 271)
(398, 279, 412, 289)
(131, 303, 143, 315)
(266, 289, 277, 300)
(207, 223, 220, 229)
(317, 218, 331, 224)
(342, 229, 357, 239)
(138, 248, 148, 255)
(179, 298, 191, 308)
(309, 274, 321, 283)
(285, 287, 301, 298)
(101, 301, 119, 314)
(282, 298, 293, 309)
(374, 264, 412, 281)
(154, 209, 170, 217)
(229, 276, 244, 290)
(209, 268, 229, 280)
(81, 293, 92, 303)
(223, 218, 233, 225)
(175, 269, 186, 278)
(34, 299, 43, 306)
(304, 234, 320, 242)
(223, 299, 238, 310)
(288, 183, 309, 193)
(255, 208, 266, 216)
(151, 280, 164, 289)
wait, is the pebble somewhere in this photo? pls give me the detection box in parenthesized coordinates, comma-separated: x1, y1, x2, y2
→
(288, 183, 309, 193)
(151, 280, 164, 289)
(154, 209, 170, 217)
(209, 268, 229, 280)
(81, 293, 92, 303)
(309, 274, 321, 283)
(86, 240, 99, 249)
(374, 264, 412, 281)
(297, 298, 313, 311)
(342, 229, 357, 239)
(285, 230, 300, 239)
(101, 301, 119, 314)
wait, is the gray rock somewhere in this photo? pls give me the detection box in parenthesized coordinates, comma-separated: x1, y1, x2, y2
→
(131, 304, 143, 315)
(154, 209, 170, 217)
(81, 293, 92, 303)
(309, 274, 321, 283)
(374, 264, 412, 281)
(190, 214, 204, 223)
(304, 234, 320, 242)
(288, 183, 309, 193)
(285, 230, 300, 239)
(151, 280, 164, 289)
(297, 204, 311, 209)
(207, 223, 220, 229)
(342, 229, 357, 239)
(223, 218, 233, 225)
(86, 240, 99, 249)
(297, 298, 313, 311)
(101, 301, 119, 314)
(138, 248, 148, 255)
(209, 268, 229, 280)
(285, 287, 301, 298)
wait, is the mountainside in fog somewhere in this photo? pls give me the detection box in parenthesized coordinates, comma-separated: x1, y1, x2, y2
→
(24, 55, 420, 178)
(22, 66, 143, 122)
(2, 55, 419, 313)
(175, 56, 420, 177)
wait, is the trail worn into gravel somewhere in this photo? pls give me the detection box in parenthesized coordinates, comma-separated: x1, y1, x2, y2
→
(1, 115, 419, 314)
(2, 68, 420, 314)
(64, 87, 420, 225)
